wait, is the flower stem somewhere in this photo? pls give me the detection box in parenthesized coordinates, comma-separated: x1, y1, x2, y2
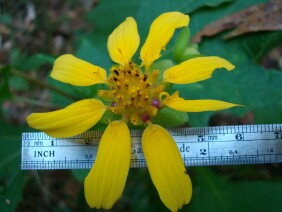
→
(11, 69, 79, 101)
(12, 95, 59, 110)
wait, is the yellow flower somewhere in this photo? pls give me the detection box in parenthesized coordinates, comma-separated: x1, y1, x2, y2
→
(26, 12, 240, 211)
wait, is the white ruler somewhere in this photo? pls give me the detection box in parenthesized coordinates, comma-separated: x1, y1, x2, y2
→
(21, 124, 282, 170)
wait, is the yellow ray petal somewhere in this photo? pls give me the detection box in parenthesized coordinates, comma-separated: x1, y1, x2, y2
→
(50, 54, 107, 86)
(107, 17, 140, 66)
(26, 99, 106, 138)
(163, 56, 235, 84)
(140, 12, 189, 69)
(142, 124, 192, 211)
(84, 121, 131, 209)
(164, 92, 240, 112)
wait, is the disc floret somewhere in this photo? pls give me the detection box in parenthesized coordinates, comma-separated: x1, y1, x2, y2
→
(98, 62, 164, 125)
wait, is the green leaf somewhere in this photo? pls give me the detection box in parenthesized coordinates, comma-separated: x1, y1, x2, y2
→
(242, 31, 282, 62)
(71, 170, 89, 183)
(35, 53, 56, 64)
(0, 118, 28, 211)
(178, 36, 282, 126)
(122, 169, 167, 212)
(153, 107, 188, 127)
(0, 66, 12, 101)
(0, 14, 12, 25)
(188, 167, 282, 211)
(76, 37, 112, 70)
(87, 0, 236, 41)
(10, 49, 52, 71)
(9, 76, 29, 92)
(174, 0, 282, 126)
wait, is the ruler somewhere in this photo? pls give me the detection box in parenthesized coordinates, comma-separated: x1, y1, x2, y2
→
(21, 124, 282, 170)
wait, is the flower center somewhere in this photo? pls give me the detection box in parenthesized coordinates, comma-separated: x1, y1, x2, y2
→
(98, 62, 165, 125)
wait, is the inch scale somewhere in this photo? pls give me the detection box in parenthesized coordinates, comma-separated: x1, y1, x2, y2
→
(21, 124, 282, 170)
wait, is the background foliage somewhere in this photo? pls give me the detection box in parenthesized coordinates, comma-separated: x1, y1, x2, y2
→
(0, 0, 281, 211)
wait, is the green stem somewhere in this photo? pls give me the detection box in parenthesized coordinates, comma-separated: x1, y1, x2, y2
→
(11, 69, 79, 101)
(12, 95, 59, 110)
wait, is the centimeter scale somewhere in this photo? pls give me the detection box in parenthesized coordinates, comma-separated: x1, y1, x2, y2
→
(21, 124, 282, 170)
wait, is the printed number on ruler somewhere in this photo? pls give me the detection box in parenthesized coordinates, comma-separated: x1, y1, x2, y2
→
(21, 124, 282, 170)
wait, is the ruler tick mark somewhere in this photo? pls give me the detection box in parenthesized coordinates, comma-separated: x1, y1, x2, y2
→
(21, 124, 282, 170)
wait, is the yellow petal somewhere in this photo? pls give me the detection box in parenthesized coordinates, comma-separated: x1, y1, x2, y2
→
(163, 56, 235, 84)
(142, 124, 192, 211)
(140, 12, 189, 69)
(164, 92, 240, 112)
(50, 54, 107, 86)
(84, 121, 131, 209)
(107, 17, 140, 66)
(26, 99, 106, 138)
